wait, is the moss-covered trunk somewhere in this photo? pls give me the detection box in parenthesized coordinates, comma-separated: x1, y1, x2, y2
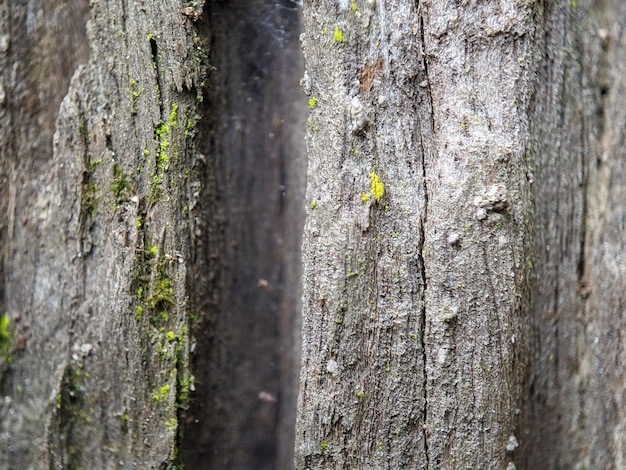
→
(0, 1, 304, 468)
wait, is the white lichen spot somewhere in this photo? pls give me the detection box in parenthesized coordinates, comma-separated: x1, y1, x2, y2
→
(337, 0, 350, 10)
(300, 71, 312, 95)
(437, 347, 448, 364)
(506, 464, 517, 470)
(474, 183, 508, 220)
(476, 207, 488, 220)
(506, 435, 519, 453)
(377, 94, 388, 107)
(441, 305, 458, 323)
(326, 359, 339, 375)
(447, 232, 460, 246)
(350, 96, 368, 135)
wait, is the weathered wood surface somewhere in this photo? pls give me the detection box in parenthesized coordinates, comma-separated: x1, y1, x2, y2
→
(1, 0, 207, 467)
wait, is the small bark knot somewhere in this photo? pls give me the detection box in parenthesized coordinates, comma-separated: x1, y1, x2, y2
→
(474, 183, 509, 220)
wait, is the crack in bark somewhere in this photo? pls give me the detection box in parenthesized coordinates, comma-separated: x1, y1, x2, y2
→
(149, 37, 165, 120)
(416, 4, 431, 467)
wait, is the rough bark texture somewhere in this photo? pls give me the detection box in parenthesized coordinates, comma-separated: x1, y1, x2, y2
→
(296, 1, 624, 469)
(1, 0, 624, 469)
(0, 0, 304, 468)
(1, 0, 208, 466)
(526, 1, 626, 468)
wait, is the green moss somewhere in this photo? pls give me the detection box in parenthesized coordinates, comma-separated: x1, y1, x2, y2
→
(169, 103, 179, 127)
(81, 183, 99, 218)
(152, 384, 171, 402)
(0, 315, 11, 355)
(306, 118, 319, 132)
(149, 277, 175, 312)
(308, 96, 318, 110)
(185, 116, 198, 139)
(351, 0, 359, 12)
(178, 376, 193, 400)
(356, 390, 365, 398)
(111, 164, 134, 204)
(310, 200, 317, 210)
(87, 156, 102, 173)
(321, 440, 329, 450)
(135, 306, 144, 322)
(129, 81, 144, 115)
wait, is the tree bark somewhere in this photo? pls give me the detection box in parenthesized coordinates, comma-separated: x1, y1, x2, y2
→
(1, 0, 209, 464)
(527, 1, 626, 468)
(296, 1, 625, 469)
(1, 0, 624, 469)
(0, 1, 304, 468)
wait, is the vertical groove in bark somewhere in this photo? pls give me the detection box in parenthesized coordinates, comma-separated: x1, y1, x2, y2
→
(420, 1, 536, 467)
(417, 10, 432, 468)
(182, 1, 305, 468)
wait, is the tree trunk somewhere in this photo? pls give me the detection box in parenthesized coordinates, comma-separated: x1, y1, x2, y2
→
(1, 0, 624, 469)
(296, 1, 625, 469)
(527, 1, 626, 468)
(0, 1, 304, 468)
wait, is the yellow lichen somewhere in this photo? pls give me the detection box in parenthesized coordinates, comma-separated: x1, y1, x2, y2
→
(370, 171, 385, 202)
(361, 192, 369, 204)
(334, 27, 345, 43)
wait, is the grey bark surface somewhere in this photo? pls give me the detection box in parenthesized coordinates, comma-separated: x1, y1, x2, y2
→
(527, 1, 626, 468)
(1, 0, 624, 469)
(0, 0, 304, 469)
(296, 1, 624, 469)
